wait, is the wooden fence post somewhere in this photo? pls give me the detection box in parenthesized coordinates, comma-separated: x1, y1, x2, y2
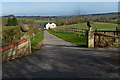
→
(87, 21, 94, 48)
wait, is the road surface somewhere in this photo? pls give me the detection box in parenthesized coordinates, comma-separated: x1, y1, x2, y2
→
(2, 31, 119, 78)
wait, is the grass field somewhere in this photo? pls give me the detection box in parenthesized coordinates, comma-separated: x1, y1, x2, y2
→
(48, 22, 118, 46)
(30, 31, 44, 51)
(35, 20, 55, 23)
(83, 13, 119, 20)
(56, 22, 117, 30)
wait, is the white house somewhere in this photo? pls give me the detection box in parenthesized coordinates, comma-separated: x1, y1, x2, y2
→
(45, 23, 56, 29)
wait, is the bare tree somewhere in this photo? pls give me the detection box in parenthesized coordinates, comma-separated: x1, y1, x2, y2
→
(73, 7, 85, 16)
(72, 7, 86, 24)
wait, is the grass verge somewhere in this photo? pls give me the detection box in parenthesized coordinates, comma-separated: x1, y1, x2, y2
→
(48, 29, 87, 47)
(30, 31, 44, 51)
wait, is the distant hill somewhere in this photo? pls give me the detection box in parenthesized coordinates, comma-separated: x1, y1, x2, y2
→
(81, 12, 119, 20)
(86, 12, 120, 16)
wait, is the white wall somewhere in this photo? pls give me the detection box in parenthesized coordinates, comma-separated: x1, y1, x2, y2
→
(45, 23, 56, 29)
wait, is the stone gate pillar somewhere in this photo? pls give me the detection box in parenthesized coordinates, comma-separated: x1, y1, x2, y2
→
(21, 24, 31, 54)
(87, 21, 94, 48)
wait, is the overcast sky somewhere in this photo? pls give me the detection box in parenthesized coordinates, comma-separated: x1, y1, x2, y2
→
(1, 2, 119, 16)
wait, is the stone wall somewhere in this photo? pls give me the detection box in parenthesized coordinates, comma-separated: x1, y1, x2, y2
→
(94, 32, 120, 48)
(0, 39, 31, 62)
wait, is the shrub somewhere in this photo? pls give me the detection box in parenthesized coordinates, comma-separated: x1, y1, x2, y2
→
(2, 26, 23, 47)
(6, 18, 13, 26)
(2, 25, 42, 48)
(12, 17, 18, 26)
(6, 16, 18, 26)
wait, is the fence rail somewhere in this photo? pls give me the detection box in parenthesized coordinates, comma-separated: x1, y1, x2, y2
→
(0, 39, 28, 52)
(95, 32, 120, 38)
(53, 28, 87, 35)
(1, 38, 31, 62)
(95, 30, 120, 35)
(94, 32, 120, 47)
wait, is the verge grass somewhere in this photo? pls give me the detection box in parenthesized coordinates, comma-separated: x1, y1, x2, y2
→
(30, 31, 44, 51)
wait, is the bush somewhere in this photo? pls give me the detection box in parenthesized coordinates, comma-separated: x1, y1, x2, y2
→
(12, 17, 18, 26)
(2, 26, 23, 47)
(2, 25, 42, 48)
(6, 18, 13, 26)
(6, 17, 18, 26)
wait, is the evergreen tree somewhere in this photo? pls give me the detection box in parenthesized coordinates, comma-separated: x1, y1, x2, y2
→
(6, 15, 18, 26)
(7, 18, 13, 26)
(12, 17, 18, 26)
